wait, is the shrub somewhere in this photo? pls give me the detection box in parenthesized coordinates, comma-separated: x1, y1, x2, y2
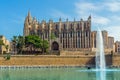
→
(4, 53, 11, 60)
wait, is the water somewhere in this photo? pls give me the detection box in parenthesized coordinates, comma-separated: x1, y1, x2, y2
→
(0, 68, 120, 80)
(95, 28, 106, 80)
(96, 28, 106, 70)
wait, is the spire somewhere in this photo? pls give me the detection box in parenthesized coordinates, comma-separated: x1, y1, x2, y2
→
(66, 18, 68, 22)
(24, 18, 29, 25)
(59, 17, 62, 22)
(26, 10, 32, 24)
(28, 10, 31, 17)
(81, 18, 83, 21)
(49, 19, 53, 23)
(74, 18, 76, 22)
(88, 15, 91, 20)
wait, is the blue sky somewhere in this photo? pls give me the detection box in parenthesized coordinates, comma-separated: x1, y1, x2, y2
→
(0, 0, 120, 41)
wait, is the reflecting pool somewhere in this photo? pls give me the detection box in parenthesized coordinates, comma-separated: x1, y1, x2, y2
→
(0, 68, 120, 80)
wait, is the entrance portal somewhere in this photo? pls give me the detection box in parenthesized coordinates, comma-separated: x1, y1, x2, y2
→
(52, 42, 59, 50)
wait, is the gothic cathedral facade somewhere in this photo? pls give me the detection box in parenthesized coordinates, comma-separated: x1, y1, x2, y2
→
(24, 11, 91, 52)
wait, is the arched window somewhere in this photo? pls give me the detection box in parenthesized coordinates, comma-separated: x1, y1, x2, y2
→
(63, 32, 65, 38)
(84, 22, 86, 29)
(78, 31, 80, 37)
(77, 23, 79, 29)
(64, 24, 66, 30)
(70, 23, 72, 29)
(54, 31, 58, 37)
(86, 31, 88, 37)
(70, 31, 72, 37)
(56, 24, 58, 30)
(94, 39, 96, 48)
(80, 22, 82, 29)
(78, 39, 80, 48)
(63, 40, 64, 48)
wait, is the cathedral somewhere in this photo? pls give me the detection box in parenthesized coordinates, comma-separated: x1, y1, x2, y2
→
(24, 11, 91, 53)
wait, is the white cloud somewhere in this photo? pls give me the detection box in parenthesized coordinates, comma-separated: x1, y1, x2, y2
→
(105, 2, 120, 12)
(110, 15, 120, 21)
(50, 10, 72, 20)
(74, 2, 110, 25)
(92, 15, 110, 25)
(75, 2, 99, 12)
(74, 2, 99, 19)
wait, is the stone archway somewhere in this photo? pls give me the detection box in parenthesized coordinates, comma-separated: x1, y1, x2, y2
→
(52, 41, 59, 50)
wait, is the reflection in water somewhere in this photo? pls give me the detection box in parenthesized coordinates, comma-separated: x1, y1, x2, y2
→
(96, 71, 106, 80)
(2, 70, 10, 80)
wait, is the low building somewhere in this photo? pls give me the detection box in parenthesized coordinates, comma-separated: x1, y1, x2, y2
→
(9, 42, 17, 55)
(91, 31, 114, 54)
(114, 41, 120, 53)
(0, 35, 10, 54)
(102, 30, 108, 49)
(107, 36, 114, 52)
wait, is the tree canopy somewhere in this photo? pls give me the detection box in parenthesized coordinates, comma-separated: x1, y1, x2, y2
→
(25, 35, 42, 49)
(11, 35, 49, 54)
(0, 40, 4, 46)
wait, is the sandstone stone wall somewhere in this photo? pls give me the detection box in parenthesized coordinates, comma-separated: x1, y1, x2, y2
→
(60, 51, 95, 55)
(0, 55, 95, 66)
(0, 54, 118, 67)
(112, 55, 120, 66)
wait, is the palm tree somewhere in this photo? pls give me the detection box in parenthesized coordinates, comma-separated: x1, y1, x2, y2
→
(11, 36, 18, 54)
(42, 40, 49, 53)
(17, 36, 25, 54)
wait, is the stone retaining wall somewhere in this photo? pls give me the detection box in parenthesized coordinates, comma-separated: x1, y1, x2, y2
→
(112, 55, 120, 66)
(0, 55, 95, 66)
(0, 55, 119, 67)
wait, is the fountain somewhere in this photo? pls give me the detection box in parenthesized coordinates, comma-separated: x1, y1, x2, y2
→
(96, 28, 106, 70)
(96, 28, 106, 80)
(78, 28, 120, 80)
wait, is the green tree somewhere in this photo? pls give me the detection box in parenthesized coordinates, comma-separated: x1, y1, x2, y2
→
(11, 36, 18, 54)
(0, 40, 4, 54)
(16, 35, 25, 54)
(10, 35, 49, 55)
(25, 35, 42, 54)
(41, 40, 49, 53)
(50, 32, 56, 40)
(0, 40, 4, 46)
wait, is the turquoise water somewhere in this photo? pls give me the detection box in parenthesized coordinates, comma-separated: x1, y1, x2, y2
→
(0, 68, 120, 80)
